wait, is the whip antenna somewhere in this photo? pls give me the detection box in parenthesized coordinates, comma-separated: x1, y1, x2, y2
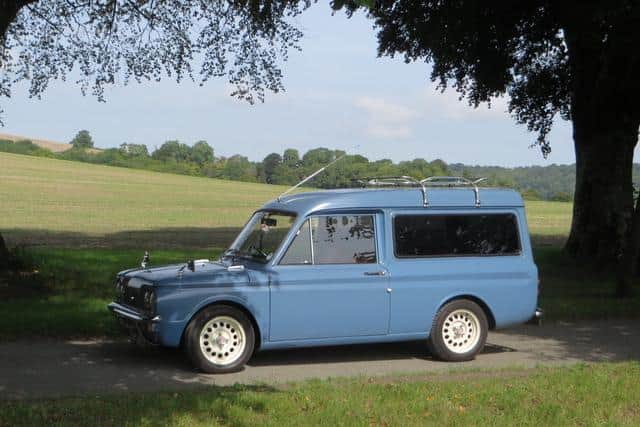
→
(277, 151, 351, 202)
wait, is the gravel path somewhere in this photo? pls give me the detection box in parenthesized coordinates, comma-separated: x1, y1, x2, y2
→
(1, 320, 639, 399)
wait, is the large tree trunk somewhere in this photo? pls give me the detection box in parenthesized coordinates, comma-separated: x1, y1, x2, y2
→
(564, 116, 637, 267)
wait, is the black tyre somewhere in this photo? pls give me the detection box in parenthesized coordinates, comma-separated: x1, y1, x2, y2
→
(184, 305, 255, 373)
(427, 299, 488, 362)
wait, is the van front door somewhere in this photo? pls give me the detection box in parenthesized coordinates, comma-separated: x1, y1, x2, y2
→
(268, 213, 390, 341)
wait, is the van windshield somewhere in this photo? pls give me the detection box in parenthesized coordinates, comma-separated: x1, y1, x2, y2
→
(224, 211, 297, 263)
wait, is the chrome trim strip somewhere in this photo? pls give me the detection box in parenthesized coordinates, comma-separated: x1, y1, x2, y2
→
(108, 302, 148, 322)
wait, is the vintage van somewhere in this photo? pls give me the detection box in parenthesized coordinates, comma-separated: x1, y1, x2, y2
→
(109, 177, 541, 373)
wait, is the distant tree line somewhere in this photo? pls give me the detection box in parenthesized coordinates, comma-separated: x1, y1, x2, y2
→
(5, 132, 640, 201)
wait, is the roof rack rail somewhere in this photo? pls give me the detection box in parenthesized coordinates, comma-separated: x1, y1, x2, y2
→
(354, 175, 486, 207)
(421, 176, 486, 207)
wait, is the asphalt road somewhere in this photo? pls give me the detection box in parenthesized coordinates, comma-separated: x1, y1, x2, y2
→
(1, 320, 639, 400)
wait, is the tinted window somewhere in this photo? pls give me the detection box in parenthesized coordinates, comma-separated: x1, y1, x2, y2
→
(311, 215, 377, 264)
(394, 214, 521, 257)
(280, 220, 312, 265)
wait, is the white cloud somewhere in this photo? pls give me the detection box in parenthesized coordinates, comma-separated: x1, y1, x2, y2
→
(368, 124, 412, 139)
(423, 84, 509, 120)
(354, 96, 418, 139)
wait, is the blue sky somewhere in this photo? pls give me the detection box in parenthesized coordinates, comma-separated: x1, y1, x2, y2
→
(2, 4, 582, 167)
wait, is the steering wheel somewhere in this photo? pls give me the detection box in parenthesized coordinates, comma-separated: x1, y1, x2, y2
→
(248, 245, 268, 258)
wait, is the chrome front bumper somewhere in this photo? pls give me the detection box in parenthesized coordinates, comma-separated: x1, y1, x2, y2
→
(108, 302, 150, 322)
(108, 302, 160, 345)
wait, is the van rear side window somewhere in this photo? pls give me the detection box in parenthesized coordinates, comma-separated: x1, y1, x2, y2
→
(394, 213, 521, 258)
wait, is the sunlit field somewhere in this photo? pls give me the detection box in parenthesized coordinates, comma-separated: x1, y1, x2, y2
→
(0, 152, 572, 249)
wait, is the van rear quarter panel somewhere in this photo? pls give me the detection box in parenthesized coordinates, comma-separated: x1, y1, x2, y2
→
(385, 207, 538, 335)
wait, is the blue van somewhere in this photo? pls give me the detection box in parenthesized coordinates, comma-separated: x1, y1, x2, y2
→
(109, 177, 541, 373)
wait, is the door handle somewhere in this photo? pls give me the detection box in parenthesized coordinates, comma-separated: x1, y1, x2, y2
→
(364, 271, 386, 276)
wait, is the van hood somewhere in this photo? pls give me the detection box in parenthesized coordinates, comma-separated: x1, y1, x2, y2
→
(118, 261, 250, 288)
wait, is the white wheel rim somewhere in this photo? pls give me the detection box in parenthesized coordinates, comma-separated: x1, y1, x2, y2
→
(442, 309, 481, 354)
(199, 316, 246, 366)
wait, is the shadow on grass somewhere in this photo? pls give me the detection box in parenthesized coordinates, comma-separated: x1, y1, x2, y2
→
(533, 244, 640, 320)
(3, 227, 244, 250)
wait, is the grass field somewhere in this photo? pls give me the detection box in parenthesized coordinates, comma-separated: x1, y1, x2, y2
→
(0, 152, 572, 247)
(1, 362, 639, 426)
(0, 151, 637, 340)
(0, 152, 286, 248)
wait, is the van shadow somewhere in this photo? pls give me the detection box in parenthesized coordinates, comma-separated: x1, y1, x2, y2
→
(248, 341, 515, 367)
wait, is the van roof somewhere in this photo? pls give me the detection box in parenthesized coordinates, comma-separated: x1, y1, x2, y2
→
(262, 187, 524, 216)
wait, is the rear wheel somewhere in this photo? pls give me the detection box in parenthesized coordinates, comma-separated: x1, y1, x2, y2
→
(185, 305, 255, 373)
(427, 299, 488, 362)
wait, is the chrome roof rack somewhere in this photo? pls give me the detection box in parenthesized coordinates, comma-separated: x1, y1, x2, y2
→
(354, 175, 487, 207)
(421, 176, 487, 207)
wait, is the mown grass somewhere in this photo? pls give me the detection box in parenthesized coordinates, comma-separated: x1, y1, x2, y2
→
(1, 151, 570, 245)
(1, 362, 639, 426)
(0, 152, 285, 240)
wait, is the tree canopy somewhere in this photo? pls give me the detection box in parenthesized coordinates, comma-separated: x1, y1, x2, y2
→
(0, 0, 309, 123)
(333, 0, 640, 295)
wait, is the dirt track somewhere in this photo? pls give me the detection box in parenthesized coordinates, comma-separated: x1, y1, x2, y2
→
(1, 320, 639, 399)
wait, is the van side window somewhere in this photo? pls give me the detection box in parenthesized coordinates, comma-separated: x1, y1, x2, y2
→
(311, 215, 377, 264)
(280, 220, 312, 265)
(394, 214, 521, 257)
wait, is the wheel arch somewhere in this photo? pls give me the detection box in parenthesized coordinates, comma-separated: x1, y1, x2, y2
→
(438, 294, 496, 330)
(180, 300, 262, 350)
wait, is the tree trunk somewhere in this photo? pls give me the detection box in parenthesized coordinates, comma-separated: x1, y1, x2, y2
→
(563, 12, 640, 280)
(564, 117, 637, 268)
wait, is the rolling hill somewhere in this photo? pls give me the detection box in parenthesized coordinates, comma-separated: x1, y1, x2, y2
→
(0, 151, 572, 249)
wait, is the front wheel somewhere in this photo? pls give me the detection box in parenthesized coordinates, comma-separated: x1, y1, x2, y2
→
(427, 299, 488, 362)
(184, 305, 255, 373)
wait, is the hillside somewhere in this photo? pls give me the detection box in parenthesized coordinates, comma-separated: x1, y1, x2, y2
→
(0, 152, 287, 248)
(0, 152, 572, 249)
(0, 132, 100, 153)
(2, 132, 639, 202)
